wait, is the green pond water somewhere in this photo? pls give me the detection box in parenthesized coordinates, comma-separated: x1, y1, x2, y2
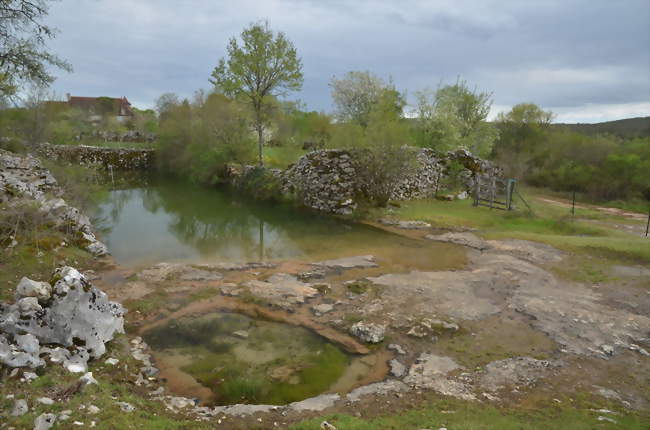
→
(93, 177, 466, 269)
(143, 312, 359, 405)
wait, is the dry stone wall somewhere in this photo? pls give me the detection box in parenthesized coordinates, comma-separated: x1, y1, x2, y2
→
(281, 148, 501, 215)
(283, 150, 358, 215)
(36, 143, 153, 170)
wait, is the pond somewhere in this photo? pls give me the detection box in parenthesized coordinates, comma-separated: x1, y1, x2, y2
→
(93, 177, 466, 270)
(143, 311, 375, 406)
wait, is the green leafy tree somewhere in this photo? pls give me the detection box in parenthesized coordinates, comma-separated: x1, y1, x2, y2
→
(0, 0, 71, 98)
(329, 71, 404, 128)
(210, 22, 303, 165)
(329, 73, 415, 206)
(493, 102, 554, 177)
(157, 92, 255, 183)
(414, 79, 496, 156)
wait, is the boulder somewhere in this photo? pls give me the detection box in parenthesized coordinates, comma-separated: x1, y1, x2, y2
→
(0, 267, 125, 370)
(350, 321, 385, 343)
(15, 277, 52, 302)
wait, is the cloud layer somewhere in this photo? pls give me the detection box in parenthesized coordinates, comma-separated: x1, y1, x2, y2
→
(46, 0, 650, 122)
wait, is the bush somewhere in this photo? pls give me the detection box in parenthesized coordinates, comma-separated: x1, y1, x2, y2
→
(236, 166, 284, 202)
(157, 92, 256, 184)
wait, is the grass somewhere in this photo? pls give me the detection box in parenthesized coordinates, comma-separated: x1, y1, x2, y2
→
(0, 335, 210, 430)
(387, 190, 649, 260)
(379, 187, 650, 284)
(288, 395, 648, 430)
(263, 145, 308, 169)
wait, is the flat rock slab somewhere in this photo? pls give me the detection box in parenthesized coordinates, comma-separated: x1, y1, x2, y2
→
(289, 394, 340, 412)
(368, 268, 502, 321)
(486, 239, 563, 265)
(346, 380, 408, 402)
(379, 219, 432, 229)
(243, 273, 319, 308)
(313, 255, 378, 269)
(179, 268, 223, 282)
(610, 265, 650, 278)
(480, 357, 561, 392)
(139, 262, 276, 282)
(425, 232, 490, 250)
(404, 353, 475, 400)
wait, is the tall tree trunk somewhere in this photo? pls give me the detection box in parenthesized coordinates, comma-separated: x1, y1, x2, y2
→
(257, 125, 264, 166)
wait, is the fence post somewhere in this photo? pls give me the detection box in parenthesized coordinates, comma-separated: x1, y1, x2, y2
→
(646, 209, 649, 237)
(571, 190, 576, 217)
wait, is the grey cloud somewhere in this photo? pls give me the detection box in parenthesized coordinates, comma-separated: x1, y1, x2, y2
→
(45, 0, 649, 121)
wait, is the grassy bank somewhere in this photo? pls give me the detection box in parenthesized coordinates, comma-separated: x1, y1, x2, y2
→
(379, 187, 649, 282)
(289, 395, 647, 430)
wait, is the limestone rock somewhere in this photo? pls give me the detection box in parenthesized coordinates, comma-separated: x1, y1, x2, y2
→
(11, 398, 28, 416)
(15, 277, 52, 302)
(313, 255, 378, 270)
(350, 321, 385, 343)
(425, 232, 490, 251)
(17, 297, 42, 314)
(34, 413, 57, 430)
(388, 343, 407, 355)
(312, 303, 334, 314)
(480, 357, 561, 392)
(389, 359, 407, 378)
(243, 273, 319, 309)
(117, 401, 135, 412)
(289, 394, 340, 412)
(347, 380, 408, 402)
(0, 267, 125, 371)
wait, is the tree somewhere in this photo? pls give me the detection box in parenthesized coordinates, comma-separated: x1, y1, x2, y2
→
(329, 71, 404, 128)
(328, 73, 414, 206)
(414, 79, 497, 156)
(210, 21, 303, 165)
(0, 0, 71, 98)
(493, 103, 554, 177)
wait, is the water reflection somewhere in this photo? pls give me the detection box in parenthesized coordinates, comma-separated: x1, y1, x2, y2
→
(93, 177, 468, 270)
(94, 177, 365, 266)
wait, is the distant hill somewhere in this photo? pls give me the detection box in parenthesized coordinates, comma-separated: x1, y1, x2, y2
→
(552, 116, 650, 138)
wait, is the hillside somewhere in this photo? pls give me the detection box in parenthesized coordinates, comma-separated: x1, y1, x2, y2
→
(553, 116, 650, 138)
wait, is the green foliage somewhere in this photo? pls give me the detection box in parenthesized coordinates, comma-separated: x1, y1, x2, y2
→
(210, 21, 304, 165)
(414, 78, 497, 157)
(237, 166, 284, 202)
(493, 102, 554, 177)
(0, 1, 72, 98)
(330, 71, 405, 128)
(157, 92, 256, 184)
(270, 101, 333, 149)
(328, 71, 415, 206)
(520, 130, 649, 201)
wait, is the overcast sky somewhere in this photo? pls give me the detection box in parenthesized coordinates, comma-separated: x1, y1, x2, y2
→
(46, 0, 650, 123)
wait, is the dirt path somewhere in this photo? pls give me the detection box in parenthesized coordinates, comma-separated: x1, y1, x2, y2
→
(536, 197, 647, 221)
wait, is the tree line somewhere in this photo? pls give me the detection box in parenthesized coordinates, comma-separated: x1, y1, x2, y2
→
(1, 7, 648, 206)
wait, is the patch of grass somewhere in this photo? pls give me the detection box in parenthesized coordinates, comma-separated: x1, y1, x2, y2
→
(387, 189, 650, 274)
(345, 279, 372, 294)
(263, 145, 307, 169)
(123, 289, 170, 314)
(289, 396, 648, 430)
(0, 335, 209, 430)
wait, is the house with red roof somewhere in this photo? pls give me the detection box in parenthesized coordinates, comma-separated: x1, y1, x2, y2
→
(66, 95, 134, 119)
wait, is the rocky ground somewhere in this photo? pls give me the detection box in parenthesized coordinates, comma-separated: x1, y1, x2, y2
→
(1, 149, 648, 429)
(40, 225, 644, 428)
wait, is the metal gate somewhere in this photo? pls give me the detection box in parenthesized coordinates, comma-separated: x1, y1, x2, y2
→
(473, 175, 517, 210)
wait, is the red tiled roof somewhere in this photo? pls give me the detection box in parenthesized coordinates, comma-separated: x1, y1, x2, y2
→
(67, 96, 134, 116)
